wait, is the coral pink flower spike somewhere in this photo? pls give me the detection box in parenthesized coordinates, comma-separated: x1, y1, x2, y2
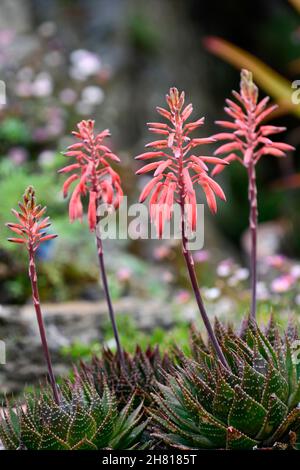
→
(6, 186, 57, 249)
(212, 69, 294, 176)
(136, 87, 228, 237)
(212, 69, 295, 321)
(60, 119, 123, 231)
(6, 186, 60, 405)
(136, 88, 230, 369)
(60, 120, 125, 366)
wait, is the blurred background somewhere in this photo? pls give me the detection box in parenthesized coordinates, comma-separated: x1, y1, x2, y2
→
(1, 0, 300, 395)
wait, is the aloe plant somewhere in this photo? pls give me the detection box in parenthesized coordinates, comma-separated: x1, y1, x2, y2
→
(135, 87, 229, 369)
(5, 187, 60, 404)
(150, 319, 300, 449)
(212, 70, 294, 320)
(0, 380, 148, 450)
(60, 120, 124, 365)
(80, 346, 171, 408)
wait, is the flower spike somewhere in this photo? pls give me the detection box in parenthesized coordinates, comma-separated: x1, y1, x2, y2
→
(61, 121, 125, 366)
(6, 186, 57, 250)
(6, 187, 59, 404)
(136, 88, 229, 369)
(213, 69, 295, 320)
(136, 87, 228, 237)
(212, 69, 294, 177)
(59, 119, 123, 231)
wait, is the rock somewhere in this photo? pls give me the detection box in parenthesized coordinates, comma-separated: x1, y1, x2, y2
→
(241, 220, 289, 259)
(0, 298, 174, 395)
(0, 0, 31, 33)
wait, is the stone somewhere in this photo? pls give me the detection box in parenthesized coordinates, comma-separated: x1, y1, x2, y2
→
(0, 297, 174, 395)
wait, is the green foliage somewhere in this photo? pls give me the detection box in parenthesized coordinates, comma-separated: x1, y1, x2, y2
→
(128, 13, 160, 54)
(0, 380, 148, 450)
(80, 346, 171, 408)
(151, 318, 300, 449)
(0, 118, 30, 145)
(61, 314, 191, 361)
(103, 315, 190, 355)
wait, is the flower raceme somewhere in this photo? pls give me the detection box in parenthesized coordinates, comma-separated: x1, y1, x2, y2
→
(60, 120, 123, 231)
(136, 88, 230, 369)
(61, 120, 125, 364)
(6, 186, 60, 404)
(6, 186, 57, 250)
(212, 69, 295, 321)
(136, 87, 228, 237)
(212, 69, 295, 175)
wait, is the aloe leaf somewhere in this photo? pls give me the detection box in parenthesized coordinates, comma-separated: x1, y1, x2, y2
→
(0, 409, 20, 450)
(226, 426, 258, 450)
(265, 408, 300, 445)
(288, 380, 300, 409)
(228, 385, 267, 437)
(72, 437, 98, 450)
(257, 394, 288, 441)
(212, 375, 235, 421)
(261, 364, 289, 406)
(290, 0, 300, 15)
(241, 363, 266, 402)
(197, 412, 227, 448)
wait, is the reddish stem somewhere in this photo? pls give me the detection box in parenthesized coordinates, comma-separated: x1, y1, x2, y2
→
(179, 205, 229, 369)
(28, 247, 60, 405)
(248, 161, 258, 321)
(95, 231, 124, 367)
(177, 132, 229, 369)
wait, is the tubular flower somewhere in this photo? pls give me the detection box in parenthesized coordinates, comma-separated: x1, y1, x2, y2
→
(136, 87, 228, 237)
(60, 120, 123, 231)
(6, 186, 60, 404)
(212, 69, 295, 176)
(6, 186, 57, 250)
(212, 69, 295, 321)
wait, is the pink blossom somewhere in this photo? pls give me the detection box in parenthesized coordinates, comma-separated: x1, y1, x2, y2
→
(212, 69, 294, 175)
(153, 244, 172, 260)
(193, 250, 210, 263)
(136, 87, 227, 237)
(6, 186, 57, 250)
(8, 147, 28, 165)
(256, 282, 270, 300)
(216, 259, 233, 277)
(271, 275, 295, 293)
(290, 265, 300, 279)
(116, 267, 132, 282)
(265, 254, 286, 268)
(60, 120, 123, 231)
(175, 289, 191, 304)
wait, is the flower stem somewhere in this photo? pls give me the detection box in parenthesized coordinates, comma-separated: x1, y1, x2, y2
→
(175, 125, 229, 369)
(179, 203, 229, 369)
(28, 247, 60, 405)
(95, 233, 124, 367)
(181, 227, 229, 368)
(248, 162, 258, 321)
